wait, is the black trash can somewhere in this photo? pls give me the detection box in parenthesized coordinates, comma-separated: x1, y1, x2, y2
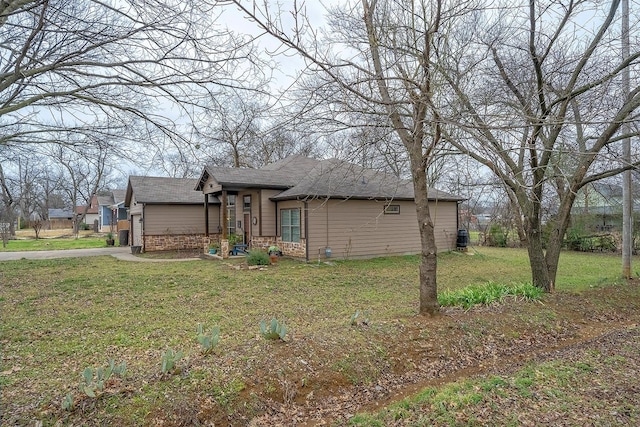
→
(118, 229, 129, 246)
(456, 229, 469, 249)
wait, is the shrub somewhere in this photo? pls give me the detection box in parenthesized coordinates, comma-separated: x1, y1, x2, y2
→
(247, 250, 270, 266)
(228, 233, 242, 247)
(565, 224, 589, 251)
(487, 224, 508, 247)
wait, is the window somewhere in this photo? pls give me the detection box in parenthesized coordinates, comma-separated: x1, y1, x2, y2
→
(227, 195, 236, 235)
(281, 208, 300, 242)
(384, 204, 400, 214)
(243, 195, 251, 212)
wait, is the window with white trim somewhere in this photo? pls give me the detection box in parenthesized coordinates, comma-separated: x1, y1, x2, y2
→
(281, 208, 300, 242)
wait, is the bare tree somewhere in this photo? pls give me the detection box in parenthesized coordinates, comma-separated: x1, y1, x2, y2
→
(0, 148, 48, 236)
(1, 0, 267, 154)
(220, 0, 482, 315)
(195, 93, 267, 168)
(49, 143, 111, 236)
(440, 0, 640, 290)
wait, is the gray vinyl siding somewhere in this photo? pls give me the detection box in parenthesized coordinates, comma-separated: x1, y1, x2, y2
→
(143, 204, 220, 235)
(306, 199, 458, 259)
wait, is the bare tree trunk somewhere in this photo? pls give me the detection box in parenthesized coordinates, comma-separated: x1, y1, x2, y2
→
(410, 155, 439, 315)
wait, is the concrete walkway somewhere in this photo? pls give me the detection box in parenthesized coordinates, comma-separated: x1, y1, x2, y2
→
(0, 247, 201, 262)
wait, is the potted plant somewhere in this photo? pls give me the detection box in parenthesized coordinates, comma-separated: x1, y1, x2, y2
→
(208, 241, 220, 255)
(106, 232, 115, 246)
(268, 245, 281, 264)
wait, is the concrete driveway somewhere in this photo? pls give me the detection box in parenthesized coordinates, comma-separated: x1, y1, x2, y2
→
(0, 247, 200, 262)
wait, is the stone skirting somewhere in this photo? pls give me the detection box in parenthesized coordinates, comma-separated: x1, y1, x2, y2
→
(250, 236, 306, 258)
(143, 234, 307, 257)
(277, 239, 306, 258)
(144, 234, 211, 252)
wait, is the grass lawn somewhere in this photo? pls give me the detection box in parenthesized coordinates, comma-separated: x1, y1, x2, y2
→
(1, 247, 639, 425)
(1, 230, 109, 251)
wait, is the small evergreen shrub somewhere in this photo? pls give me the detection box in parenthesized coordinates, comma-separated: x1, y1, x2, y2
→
(247, 250, 270, 266)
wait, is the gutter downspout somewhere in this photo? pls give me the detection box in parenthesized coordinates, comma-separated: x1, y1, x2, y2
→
(141, 204, 146, 252)
(204, 193, 209, 237)
(304, 200, 309, 262)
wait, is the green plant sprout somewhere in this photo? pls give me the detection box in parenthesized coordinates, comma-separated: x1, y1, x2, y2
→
(161, 348, 183, 375)
(79, 358, 126, 398)
(197, 323, 221, 354)
(260, 318, 288, 341)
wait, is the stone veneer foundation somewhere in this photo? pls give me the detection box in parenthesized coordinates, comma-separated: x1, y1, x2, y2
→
(250, 236, 306, 258)
(144, 234, 306, 258)
(144, 234, 210, 252)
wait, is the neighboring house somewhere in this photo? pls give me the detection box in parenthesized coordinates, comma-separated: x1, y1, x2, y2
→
(195, 156, 464, 260)
(571, 182, 640, 232)
(97, 190, 127, 232)
(47, 208, 74, 229)
(124, 176, 221, 252)
(74, 194, 99, 228)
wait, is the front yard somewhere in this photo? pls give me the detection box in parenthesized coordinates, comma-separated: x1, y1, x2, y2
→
(1, 248, 639, 425)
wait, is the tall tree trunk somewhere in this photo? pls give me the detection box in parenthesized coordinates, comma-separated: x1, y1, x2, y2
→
(409, 152, 439, 316)
(525, 213, 553, 292)
(543, 192, 579, 289)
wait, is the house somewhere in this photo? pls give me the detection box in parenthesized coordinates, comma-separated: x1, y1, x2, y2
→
(47, 208, 74, 229)
(97, 190, 127, 232)
(195, 156, 464, 260)
(124, 176, 221, 252)
(74, 195, 99, 228)
(571, 182, 640, 232)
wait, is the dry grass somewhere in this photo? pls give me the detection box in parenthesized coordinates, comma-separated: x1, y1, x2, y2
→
(1, 248, 638, 425)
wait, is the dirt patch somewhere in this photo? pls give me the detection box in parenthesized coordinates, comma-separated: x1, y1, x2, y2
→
(241, 283, 640, 426)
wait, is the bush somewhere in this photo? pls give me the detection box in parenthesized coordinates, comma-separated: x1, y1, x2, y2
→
(565, 223, 589, 251)
(247, 250, 270, 266)
(228, 233, 242, 247)
(487, 224, 508, 247)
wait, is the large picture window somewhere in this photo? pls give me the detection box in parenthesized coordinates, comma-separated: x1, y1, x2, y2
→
(281, 208, 300, 242)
